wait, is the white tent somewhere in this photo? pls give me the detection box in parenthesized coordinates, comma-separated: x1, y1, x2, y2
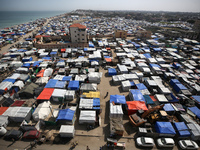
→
(110, 103, 123, 118)
(32, 101, 51, 121)
(75, 75, 87, 82)
(121, 80, 131, 92)
(59, 125, 75, 137)
(79, 110, 96, 124)
(35, 77, 49, 84)
(13, 80, 24, 89)
(65, 90, 75, 101)
(88, 72, 102, 83)
(16, 67, 29, 73)
(43, 68, 53, 77)
(0, 82, 13, 93)
(155, 94, 168, 103)
(79, 98, 93, 109)
(80, 83, 97, 91)
(0, 116, 9, 127)
(112, 75, 126, 85)
(52, 89, 66, 102)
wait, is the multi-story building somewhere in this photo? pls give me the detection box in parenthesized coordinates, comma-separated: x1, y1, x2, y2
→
(137, 30, 152, 39)
(69, 23, 87, 43)
(115, 30, 127, 39)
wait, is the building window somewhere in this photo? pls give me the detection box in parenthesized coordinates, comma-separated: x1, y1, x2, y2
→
(82, 39, 84, 41)
(82, 34, 84, 36)
(74, 31, 76, 33)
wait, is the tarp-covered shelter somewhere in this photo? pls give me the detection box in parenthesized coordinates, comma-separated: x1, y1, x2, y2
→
(126, 101, 148, 115)
(37, 88, 54, 101)
(52, 89, 66, 103)
(79, 110, 96, 124)
(108, 68, 117, 76)
(56, 108, 76, 125)
(174, 122, 191, 137)
(18, 83, 39, 98)
(188, 106, 200, 119)
(110, 103, 123, 118)
(155, 121, 176, 137)
(68, 81, 79, 91)
(0, 82, 13, 95)
(0, 115, 9, 127)
(110, 95, 126, 104)
(80, 83, 97, 91)
(79, 98, 100, 110)
(129, 89, 145, 102)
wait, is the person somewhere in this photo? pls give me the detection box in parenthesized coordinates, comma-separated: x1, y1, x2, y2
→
(86, 146, 90, 150)
(104, 92, 109, 99)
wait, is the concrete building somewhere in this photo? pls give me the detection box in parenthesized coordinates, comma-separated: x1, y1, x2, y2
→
(115, 30, 127, 39)
(69, 23, 87, 43)
(137, 30, 152, 39)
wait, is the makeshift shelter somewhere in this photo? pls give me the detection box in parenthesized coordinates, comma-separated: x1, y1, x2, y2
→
(79, 110, 96, 124)
(112, 75, 126, 85)
(187, 123, 200, 140)
(174, 122, 191, 137)
(110, 117, 124, 136)
(54, 75, 72, 81)
(88, 72, 102, 83)
(136, 83, 150, 95)
(0, 115, 9, 127)
(37, 88, 54, 101)
(80, 83, 97, 92)
(163, 103, 175, 115)
(35, 77, 49, 85)
(0, 82, 13, 95)
(82, 91, 100, 98)
(155, 121, 176, 137)
(188, 106, 200, 119)
(68, 81, 79, 91)
(0, 107, 9, 115)
(51, 89, 66, 103)
(65, 90, 75, 101)
(155, 94, 168, 103)
(12, 81, 24, 93)
(32, 101, 51, 121)
(143, 95, 155, 105)
(121, 80, 134, 92)
(110, 103, 123, 118)
(129, 90, 145, 102)
(56, 108, 76, 125)
(18, 83, 39, 98)
(36, 69, 45, 77)
(79, 98, 100, 110)
(43, 68, 53, 77)
(126, 101, 148, 115)
(59, 125, 75, 138)
(110, 95, 126, 104)
(10, 100, 25, 107)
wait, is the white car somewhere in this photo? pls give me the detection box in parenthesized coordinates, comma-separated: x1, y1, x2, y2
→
(178, 140, 199, 149)
(136, 137, 155, 147)
(157, 138, 175, 148)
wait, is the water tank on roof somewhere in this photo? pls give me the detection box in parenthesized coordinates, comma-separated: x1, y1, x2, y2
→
(0, 127, 7, 135)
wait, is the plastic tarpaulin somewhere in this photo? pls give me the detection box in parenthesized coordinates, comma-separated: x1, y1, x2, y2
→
(188, 106, 200, 119)
(126, 101, 148, 115)
(68, 81, 79, 90)
(136, 83, 147, 90)
(129, 90, 145, 101)
(155, 122, 176, 134)
(55, 80, 66, 89)
(149, 64, 160, 68)
(82, 91, 100, 98)
(143, 53, 152, 58)
(165, 94, 179, 103)
(37, 88, 54, 100)
(36, 69, 45, 77)
(108, 68, 117, 76)
(174, 122, 191, 137)
(143, 95, 154, 105)
(56, 109, 75, 121)
(45, 79, 58, 88)
(192, 96, 200, 103)
(2, 78, 16, 83)
(163, 103, 175, 112)
(110, 95, 126, 104)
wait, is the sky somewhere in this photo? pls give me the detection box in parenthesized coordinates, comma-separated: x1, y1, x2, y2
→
(0, 0, 200, 12)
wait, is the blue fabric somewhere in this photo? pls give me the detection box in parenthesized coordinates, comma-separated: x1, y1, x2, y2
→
(174, 84, 187, 93)
(188, 106, 200, 119)
(22, 57, 33, 62)
(45, 79, 58, 88)
(155, 122, 176, 134)
(163, 103, 175, 112)
(33, 61, 42, 67)
(143, 95, 154, 105)
(17, 49, 27, 52)
(62, 76, 72, 81)
(56, 109, 75, 121)
(174, 122, 190, 137)
(172, 63, 181, 69)
(167, 93, 179, 103)
(84, 48, 88, 51)
(192, 96, 200, 103)
(68, 81, 79, 90)
(2, 78, 16, 83)
(50, 52, 57, 55)
(136, 83, 147, 90)
(22, 63, 31, 68)
(143, 53, 152, 58)
(130, 81, 135, 86)
(170, 79, 181, 86)
(42, 57, 51, 60)
(93, 98, 100, 106)
(26, 38, 32, 41)
(129, 90, 145, 102)
(110, 95, 126, 104)
(108, 68, 117, 76)
(153, 48, 162, 52)
(149, 64, 160, 68)
(104, 56, 110, 58)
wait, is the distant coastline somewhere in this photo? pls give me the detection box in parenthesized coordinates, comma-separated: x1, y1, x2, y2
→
(0, 11, 70, 29)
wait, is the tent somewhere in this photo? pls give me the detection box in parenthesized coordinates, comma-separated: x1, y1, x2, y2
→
(18, 83, 39, 98)
(37, 88, 54, 101)
(32, 101, 51, 121)
(0, 115, 9, 127)
(110, 103, 123, 118)
(79, 110, 96, 124)
(188, 106, 200, 119)
(136, 83, 150, 95)
(51, 89, 66, 102)
(163, 103, 175, 114)
(56, 108, 75, 125)
(79, 98, 100, 110)
(155, 121, 176, 136)
(12, 81, 24, 92)
(0, 82, 13, 95)
(65, 90, 75, 101)
(54, 75, 72, 81)
(82, 91, 100, 98)
(0, 107, 9, 115)
(59, 125, 75, 138)
(10, 100, 25, 107)
(36, 69, 45, 77)
(35, 77, 49, 85)
(110, 95, 126, 104)
(129, 90, 145, 102)
(80, 83, 97, 91)
(43, 68, 53, 77)
(174, 122, 191, 137)
(126, 101, 148, 115)
(88, 72, 102, 83)
(68, 81, 79, 91)
(143, 95, 154, 105)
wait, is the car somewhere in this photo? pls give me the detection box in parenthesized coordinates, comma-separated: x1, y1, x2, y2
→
(136, 137, 155, 147)
(19, 125, 37, 133)
(23, 130, 41, 139)
(178, 140, 199, 149)
(157, 138, 175, 148)
(4, 129, 23, 140)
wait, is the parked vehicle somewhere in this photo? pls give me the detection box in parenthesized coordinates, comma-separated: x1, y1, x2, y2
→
(23, 130, 41, 139)
(19, 125, 37, 133)
(157, 138, 175, 148)
(178, 140, 199, 149)
(4, 129, 23, 140)
(136, 137, 154, 147)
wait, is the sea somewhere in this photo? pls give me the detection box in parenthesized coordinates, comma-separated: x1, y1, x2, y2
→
(0, 11, 69, 29)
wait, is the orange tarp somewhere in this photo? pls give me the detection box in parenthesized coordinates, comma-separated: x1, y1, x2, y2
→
(0, 107, 9, 115)
(36, 69, 45, 77)
(105, 58, 112, 62)
(150, 96, 157, 101)
(37, 88, 54, 100)
(126, 101, 148, 115)
(61, 48, 66, 53)
(106, 47, 111, 50)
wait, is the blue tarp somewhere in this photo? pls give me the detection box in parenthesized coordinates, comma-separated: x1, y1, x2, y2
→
(166, 93, 179, 103)
(62, 76, 72, 81)
(17, 49, 27, 52)
(22, 57, 33, 62)
(6, 38, 13, 41)
(143, 53, 152, 58)
(68, 81, 79, 90)
(163, 103, 175, 112)
(2, 78, 16, 83)
(172, 63, 181, 69)
(143, 95, 154, 105)
(50, 52, 57, 55)
(174, 122, 191, 137)
(45, 79, 58, 88)
(25, 38, 32, 41)
(93, 98, 100, 106)
(136, 83, 147, 90)
(149, 64, 160, 68)
(130, 81, 135, 86)
(33, 61, 42, 67)
(22, 63, 31, 68)
(89, 41, 94, 48)
(170, 79, 181, 86)
(153, 48, 162, 52)
(188, 106, 200, 119)
(110, 95, 126, 104)
(192, 96, 200, 103)
(108, 68, 117, 76)
(129, 90, 145, 102)
(173, 84, 187, 93)
(155, 122, 176, 134)
(56, 109, 75, 121)
(42, 57, 51, 60)
(84, 48, 88, 51)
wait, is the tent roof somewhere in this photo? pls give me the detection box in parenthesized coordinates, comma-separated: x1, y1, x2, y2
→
(126, 101, 148, 111)
(56, 109, 75, 121)
(110, 95, 126, 104)
(37, 88, 54, 100)
(155, 121, 176, 134)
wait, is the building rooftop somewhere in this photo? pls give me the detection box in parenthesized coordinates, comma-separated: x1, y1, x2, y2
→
(69, 23, 86, 29)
